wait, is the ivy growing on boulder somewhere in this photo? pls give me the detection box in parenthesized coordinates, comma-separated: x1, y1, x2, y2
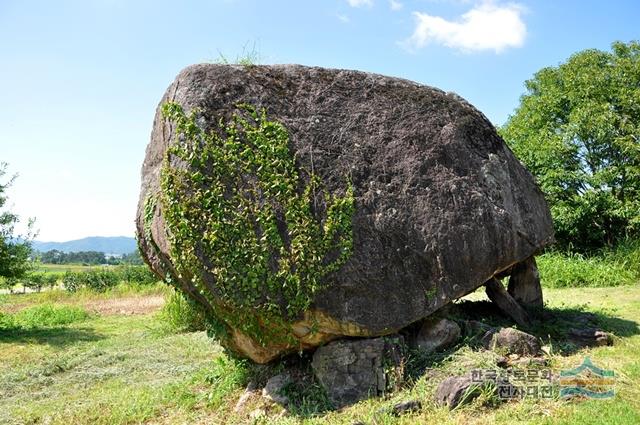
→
(158, 102, 355, 347)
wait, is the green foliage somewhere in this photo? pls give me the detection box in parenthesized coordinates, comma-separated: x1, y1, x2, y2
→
(119, 250, 144, 265)
(40, 250, 106, 265)
(203, 354, 250, 407)
(118, 265, 158, 285)
(501, 41, 640, 252)
(0, 162, 35, 279)
(143, 195, 157, 241)
(158, 290, 207, 333)
(159, 102, 355, 346)
(62, 266, 157, 292)
(537, 240, 640, 287)
(214, 41, 260, 66)
(0, 304, 90, 330)
(280, 372, 334, 416)
(39, 249, 145, 266)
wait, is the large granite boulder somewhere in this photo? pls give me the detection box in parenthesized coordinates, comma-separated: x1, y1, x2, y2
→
(136, 64, 553, 363)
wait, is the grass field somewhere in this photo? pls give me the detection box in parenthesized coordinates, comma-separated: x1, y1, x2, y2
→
(1, 282, 639, 425)
(35, 264, 98, 273)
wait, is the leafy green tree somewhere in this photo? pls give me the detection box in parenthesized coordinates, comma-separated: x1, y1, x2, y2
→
(501, 41, 640, 251)
(119, 250, 143, 265)
(0, 163, 35, 279)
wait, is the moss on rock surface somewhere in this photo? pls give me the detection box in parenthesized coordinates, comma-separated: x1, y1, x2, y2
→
(157, 102, 355, 350)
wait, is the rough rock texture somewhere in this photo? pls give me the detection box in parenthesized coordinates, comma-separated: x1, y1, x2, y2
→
(485, 278, 532, 327)
(311, 336, 404, 408)
(482, 327, 542, 356)
(262, 372, 293, 406)
(435, 374, 514, 409)
(411, 318, 461, 354)
(136, 64, 554, 362)
(568, 328, 613, 347)
(508, 256, 543, 309)
(389, 400, 422, 416)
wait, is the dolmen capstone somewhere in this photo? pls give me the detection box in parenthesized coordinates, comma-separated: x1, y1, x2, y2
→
(136, 64, 554, 363)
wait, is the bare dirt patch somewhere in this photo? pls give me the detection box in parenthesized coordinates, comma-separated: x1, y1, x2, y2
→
(1, 295, 165, 315)
(83, 295, 165, 315)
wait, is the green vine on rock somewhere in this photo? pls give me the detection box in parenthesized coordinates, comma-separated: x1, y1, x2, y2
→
(159, 102, 355, 347)
(143, 194, 157, 241)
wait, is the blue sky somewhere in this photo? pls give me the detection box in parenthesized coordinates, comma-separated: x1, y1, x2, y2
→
(1, 0, 638, 241)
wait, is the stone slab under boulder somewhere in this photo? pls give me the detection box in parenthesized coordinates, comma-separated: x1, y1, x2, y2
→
(508, 256, 544, 310)
(485, 278, 532, 328)
(410, 317, 461, 354)
(136, 63, 554, 362)
(311, 336, 405, 408)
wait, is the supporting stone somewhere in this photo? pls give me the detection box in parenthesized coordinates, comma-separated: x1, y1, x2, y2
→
(485, 278, 532, 328)
(311, 336, 405, 408)
(507, 256, 544, 309)
(410, 318, 461, 354)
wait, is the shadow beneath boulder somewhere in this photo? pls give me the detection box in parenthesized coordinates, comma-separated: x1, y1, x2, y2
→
(228, 352, 334, 418)
(0, 326, 104, 347)
(232, 299, 640, 415)
(278, 360, 334, 418)
(532, 305, 639, 354)
(449, 299, 640, 354)
(404, 298, 640, 382)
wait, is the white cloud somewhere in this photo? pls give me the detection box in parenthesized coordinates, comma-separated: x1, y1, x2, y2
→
(346, 0, 373, 7)
(404, 1, 527, 53)
(337, 14, 350, 23)
(389, 0, 403, 11)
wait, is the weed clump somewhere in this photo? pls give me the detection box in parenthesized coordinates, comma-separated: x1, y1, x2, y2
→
(158, 290, 207, 333)
(0, 304, 90, 330)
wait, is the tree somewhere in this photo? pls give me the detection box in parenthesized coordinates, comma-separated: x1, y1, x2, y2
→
(0, 163, 35, 279)
(501, 41, 640, 251)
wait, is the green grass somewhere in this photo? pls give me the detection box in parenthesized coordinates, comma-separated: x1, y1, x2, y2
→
(0, 282, 169, 310)
(537, 252, 637, 287)
(0, 304, 90, 329)
(37, 263, 95, 273)
(1, 284, 639, 424)
(158, 290, 207, 333)
(0, 309, 221, 424)
(537, 241, 640, 288)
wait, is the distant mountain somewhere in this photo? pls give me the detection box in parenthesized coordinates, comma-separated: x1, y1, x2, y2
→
(32, 236, 137, 255)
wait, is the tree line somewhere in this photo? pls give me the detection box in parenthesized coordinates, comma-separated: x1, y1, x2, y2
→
(37, 249, 143, 265)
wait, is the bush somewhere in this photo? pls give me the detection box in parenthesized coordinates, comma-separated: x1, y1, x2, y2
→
(158, 290, 207, 333)
(22, 272, 46, 292)
(119, 265, 157, 286)
(62, 266, 158, 292)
